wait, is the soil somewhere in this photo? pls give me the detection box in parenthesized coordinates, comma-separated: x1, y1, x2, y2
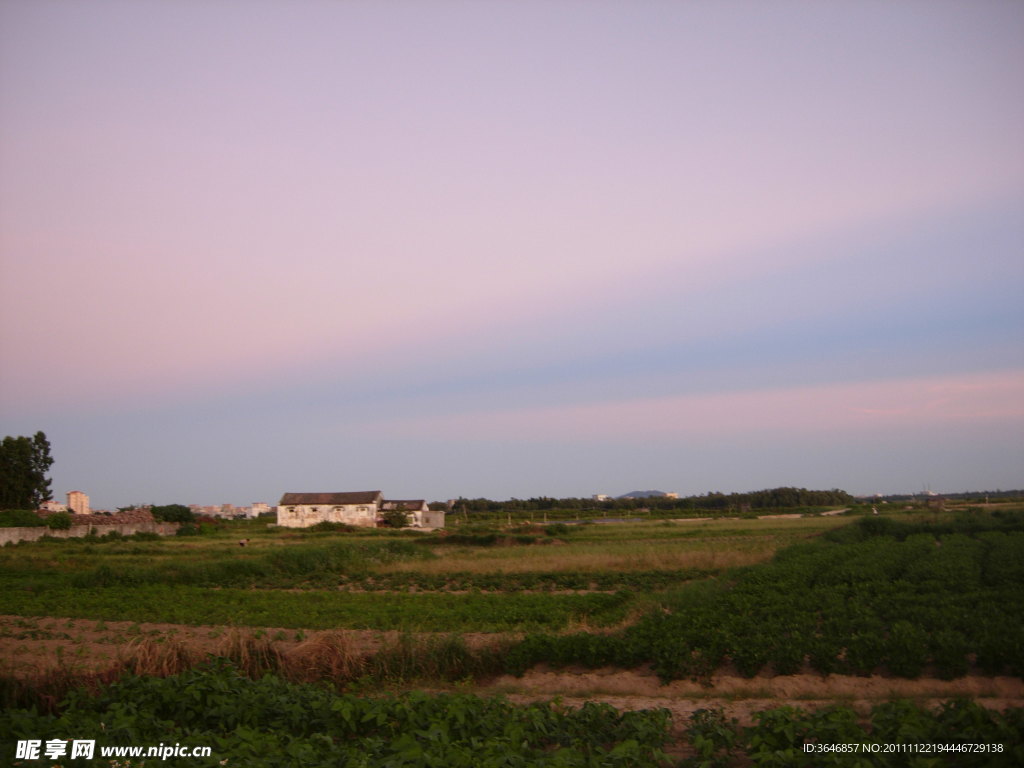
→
(492, 667, 1024, 727)
(3, 615, 1021, 728)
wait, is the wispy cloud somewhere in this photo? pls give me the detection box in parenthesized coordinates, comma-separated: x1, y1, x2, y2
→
(365, 371, 1024, 442)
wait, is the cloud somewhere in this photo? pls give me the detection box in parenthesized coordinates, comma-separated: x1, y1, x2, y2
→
(364, 370, 1024, 442)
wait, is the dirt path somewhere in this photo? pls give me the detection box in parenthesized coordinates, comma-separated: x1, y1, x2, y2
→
(487, 667, 1023, 726)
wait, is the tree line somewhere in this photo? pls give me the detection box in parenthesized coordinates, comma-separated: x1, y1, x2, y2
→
(436, 487, 854, 514)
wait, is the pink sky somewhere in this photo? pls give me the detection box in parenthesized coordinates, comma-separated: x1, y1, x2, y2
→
(364, 371, 1024, 442)
(1, 1, 1021, 505)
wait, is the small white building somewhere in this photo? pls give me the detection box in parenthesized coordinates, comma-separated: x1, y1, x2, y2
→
(381, 499, 445, 530)
(276, 491, 445, 530)
(277, 491, 382, 528)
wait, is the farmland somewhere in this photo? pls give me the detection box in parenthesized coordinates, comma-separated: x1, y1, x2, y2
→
(1, 503, 1022, 765)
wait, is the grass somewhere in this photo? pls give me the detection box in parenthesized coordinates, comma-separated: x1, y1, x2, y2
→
(3, 517, 802, 635)
(387, 537, 777, 573)
(0, 583, 633, 632)
(0, 504, 1004, 638)
(1, 503, 1021, 767)
(0, 625, 514, 712)
(0, 515, 836, 589)
(385, 517, 850, 575)
(564, 516, 850, 540)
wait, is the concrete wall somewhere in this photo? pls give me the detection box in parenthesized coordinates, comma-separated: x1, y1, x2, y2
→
(420, 510, 446, 531)
(0, 521, 179, 546)
(276, 504, 377, 528)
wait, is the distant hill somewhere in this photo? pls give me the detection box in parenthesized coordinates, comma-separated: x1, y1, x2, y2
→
(617, 490, 669, 499)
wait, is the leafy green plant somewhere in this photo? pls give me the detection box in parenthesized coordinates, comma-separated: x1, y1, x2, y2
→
(682, 708, 739, 768)
(379, 509, 411, 528)
(44, 511, 73, 530)
(0, 662, 675, 767)
(309, 521, 356, 532)
(0, 509, 46, 527)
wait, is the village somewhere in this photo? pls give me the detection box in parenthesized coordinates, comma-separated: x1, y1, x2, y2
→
(6, 489, 446, 546)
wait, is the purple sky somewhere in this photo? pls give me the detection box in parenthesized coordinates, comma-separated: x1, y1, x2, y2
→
(2, 1, 1022, 509)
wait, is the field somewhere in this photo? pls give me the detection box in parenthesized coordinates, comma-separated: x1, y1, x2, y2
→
(1, 504, 1022, 765)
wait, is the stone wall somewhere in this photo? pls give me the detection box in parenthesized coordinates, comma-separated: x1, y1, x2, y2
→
(36, 509, 157, 525)
(0, 521, 179, 546)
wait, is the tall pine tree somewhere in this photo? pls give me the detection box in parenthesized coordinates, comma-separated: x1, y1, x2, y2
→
(0, 431, 54, 509)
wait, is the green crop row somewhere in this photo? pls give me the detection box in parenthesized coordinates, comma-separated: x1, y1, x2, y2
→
(337, 568, 711, 592)
(2, 660, 674, 767)
(0, 527, 716, 595)
(825, 509, 1024, 543)
(506, 524, 1024, 681)
(423, 532, 568, 546)
(0, 539, 435, 589)
(0, 582, 634, 632)
(3, 662, 1021, 767)
(682, 701, 1024, 767)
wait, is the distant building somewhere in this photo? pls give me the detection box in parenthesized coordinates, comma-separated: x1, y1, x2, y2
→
(381, 499, 445, 529)
(592, 494, 609, 502)
(40, 500, 68, 513)
(184, 503, 271, 519)
(67, 491, 90, 515)
(664, 492, 679, 499)
(277, 491, 383, 528)
(276, 491, 444, 530)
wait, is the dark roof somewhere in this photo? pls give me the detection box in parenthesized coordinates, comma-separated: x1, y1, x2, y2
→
(279, 491, 382, 506)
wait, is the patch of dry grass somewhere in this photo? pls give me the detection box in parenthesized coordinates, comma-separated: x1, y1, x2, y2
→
(285, 631, 366, 682)
(121, 636, 199, 677)
(376, 516, 849, 575)
(0, 626, 513, 710)
(383, 538, 777, 574)
(216, 628, 284, 677)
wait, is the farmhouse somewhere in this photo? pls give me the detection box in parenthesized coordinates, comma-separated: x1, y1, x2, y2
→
(381, 499, 446, 530)
(276, 491, 444, 530)
(277, 491, 382, 528)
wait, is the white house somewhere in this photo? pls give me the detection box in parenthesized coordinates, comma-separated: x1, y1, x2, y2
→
(275, 491, 445, 530)
(380, 499, 446, 530)
(277, 491, 383, 528)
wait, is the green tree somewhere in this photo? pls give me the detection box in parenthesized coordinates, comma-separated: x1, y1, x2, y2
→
(45, 511, 73, 530)
(380, 508, 411, 528)
(0, 431, 54, 509)
(150, 504, 195, 523)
